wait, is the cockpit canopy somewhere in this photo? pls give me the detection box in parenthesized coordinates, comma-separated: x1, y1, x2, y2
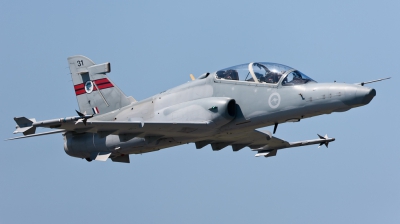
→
(214, 62, 316, 85)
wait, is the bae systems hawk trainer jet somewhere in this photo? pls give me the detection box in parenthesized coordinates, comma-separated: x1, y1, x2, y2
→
(8, 55, 389, 163)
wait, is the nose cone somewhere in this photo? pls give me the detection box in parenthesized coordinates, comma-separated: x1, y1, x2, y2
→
(360, 88, 376, 105)
(343, 86, 376, 107)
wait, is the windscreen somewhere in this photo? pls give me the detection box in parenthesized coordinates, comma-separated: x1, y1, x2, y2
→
(215, 62, 292, 83)
(281, 70, 316, 86)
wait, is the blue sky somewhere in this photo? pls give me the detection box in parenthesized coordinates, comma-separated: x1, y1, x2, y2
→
(1, 1, 399, 223)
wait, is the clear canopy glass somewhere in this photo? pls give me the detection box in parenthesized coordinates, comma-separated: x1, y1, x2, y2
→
(214, 62, 316, 85)
(281, 70, 316, 86)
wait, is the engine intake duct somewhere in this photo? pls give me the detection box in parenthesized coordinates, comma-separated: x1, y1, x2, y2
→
(208, 98, 236, 126)
(227, 99, 236, 117)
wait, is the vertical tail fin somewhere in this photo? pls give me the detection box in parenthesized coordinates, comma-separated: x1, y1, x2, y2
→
(67, 55, 135, 115)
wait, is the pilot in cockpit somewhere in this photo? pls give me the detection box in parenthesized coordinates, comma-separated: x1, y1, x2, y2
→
(224, 69, 239, 80)
(264, 72, 282, 84)
(217, 69, 239, 80)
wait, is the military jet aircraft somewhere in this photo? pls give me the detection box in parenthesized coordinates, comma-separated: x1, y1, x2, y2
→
(8, 55, 389, 163)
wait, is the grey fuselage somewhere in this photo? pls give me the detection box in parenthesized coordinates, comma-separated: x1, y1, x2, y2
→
(64, 71, 375, 158)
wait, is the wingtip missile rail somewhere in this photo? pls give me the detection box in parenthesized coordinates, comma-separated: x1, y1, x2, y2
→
(254, 134, 335, 157)
(13, 113, 93, 136)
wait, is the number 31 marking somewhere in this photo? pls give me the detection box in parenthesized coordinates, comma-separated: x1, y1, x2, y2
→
(77, 60, 84, 67)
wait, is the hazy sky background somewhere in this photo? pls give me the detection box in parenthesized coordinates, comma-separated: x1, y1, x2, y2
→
(1, 1, 399, 223)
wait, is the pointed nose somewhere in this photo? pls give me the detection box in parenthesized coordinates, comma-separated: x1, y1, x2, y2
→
(343, 86, 376, 106)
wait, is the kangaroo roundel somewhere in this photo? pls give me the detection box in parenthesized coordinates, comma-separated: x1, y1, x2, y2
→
(85, 81, 94, 93)
(268, 92, 281, 109)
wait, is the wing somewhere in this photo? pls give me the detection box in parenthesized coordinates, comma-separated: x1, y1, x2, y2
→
(8, 116, 335, 159)
(8, 116, 211, 140)
(73, 120, 213, 138)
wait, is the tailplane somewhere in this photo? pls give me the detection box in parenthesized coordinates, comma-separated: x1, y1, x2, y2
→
(67, 55, 135, 115)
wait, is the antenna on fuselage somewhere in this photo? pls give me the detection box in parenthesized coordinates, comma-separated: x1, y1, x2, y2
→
(273, 123, 278, 134)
